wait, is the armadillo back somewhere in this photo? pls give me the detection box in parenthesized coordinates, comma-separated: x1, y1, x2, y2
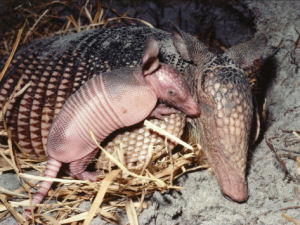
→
(0, 30, 106, 155)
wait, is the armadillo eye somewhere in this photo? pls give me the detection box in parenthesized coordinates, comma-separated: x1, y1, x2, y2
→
(168, 90, 175, 95)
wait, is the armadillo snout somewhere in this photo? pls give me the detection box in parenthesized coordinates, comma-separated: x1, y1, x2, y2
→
(214, 98, 251, 202)
(180, 97, 200, 117)
(221, 172, 248, 203)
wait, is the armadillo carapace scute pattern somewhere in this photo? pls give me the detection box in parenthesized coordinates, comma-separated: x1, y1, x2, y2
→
(0, 35, 94, 156)
(199, 55, 252, 173)
(99, 113, 186, 170)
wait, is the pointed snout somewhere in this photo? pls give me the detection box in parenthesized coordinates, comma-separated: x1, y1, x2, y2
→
(181, 98, 200, 117)
(213, 161, 248, 203)
(220, 175, 248, 203)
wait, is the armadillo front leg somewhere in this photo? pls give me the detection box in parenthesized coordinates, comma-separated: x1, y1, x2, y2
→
(69, 149, 99, 181)
(150, 104, 180, 120)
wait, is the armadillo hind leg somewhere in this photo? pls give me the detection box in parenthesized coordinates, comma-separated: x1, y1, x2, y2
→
(69, 149, 99, 181)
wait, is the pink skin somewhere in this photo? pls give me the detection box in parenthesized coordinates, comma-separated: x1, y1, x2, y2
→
(213, 158, 248, 202)
(149, 103, 180, 120)
(23, 38, 199, 218)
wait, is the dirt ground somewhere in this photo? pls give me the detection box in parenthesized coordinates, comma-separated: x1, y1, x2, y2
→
(0, 0, 299, 224)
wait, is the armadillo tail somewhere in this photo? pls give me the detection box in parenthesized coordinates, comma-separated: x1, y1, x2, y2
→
(24, 157, 62, 216)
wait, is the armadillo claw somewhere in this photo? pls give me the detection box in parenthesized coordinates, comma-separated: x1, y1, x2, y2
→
(73, 171, 100, 182)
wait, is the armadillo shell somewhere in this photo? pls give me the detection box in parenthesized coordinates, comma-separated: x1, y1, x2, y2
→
(97, 113, 186, 171)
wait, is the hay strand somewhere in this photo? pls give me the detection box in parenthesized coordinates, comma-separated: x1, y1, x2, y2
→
(0, 27, 23, 82)
(93, 1, 103, 23)
(125, 199, 139, 225)
(19, 173, 89, 184)
(23, 9, 49, 43)
(83, 169, 120, 225)
(144, 120, 195, 150)
(0, 186, 27, 198)
(0, 194, 25, 224)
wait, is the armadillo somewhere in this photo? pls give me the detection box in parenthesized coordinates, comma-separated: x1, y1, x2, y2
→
(24, 38, 199, 211)
(0, 26, 266, 202)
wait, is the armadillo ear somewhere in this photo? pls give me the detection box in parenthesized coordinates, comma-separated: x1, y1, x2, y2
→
(172, 26, 192, 62)
(224, 33, 267, 69)
(172, 26, 213, 66)
(142, 38, 160, 75)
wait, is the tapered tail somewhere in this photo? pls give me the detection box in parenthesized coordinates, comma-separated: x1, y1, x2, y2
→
(24, 157, 62, 215)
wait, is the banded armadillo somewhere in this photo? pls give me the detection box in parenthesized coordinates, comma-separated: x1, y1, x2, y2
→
(25, 38, 199, 212)
(0, 26, 266, 202)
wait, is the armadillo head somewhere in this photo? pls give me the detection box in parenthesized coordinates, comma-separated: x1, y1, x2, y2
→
(149, 64, 200, 117)
(172, 27, 267, 202)
(196, 59, 253, 202)
(142, 38, 200, 117)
